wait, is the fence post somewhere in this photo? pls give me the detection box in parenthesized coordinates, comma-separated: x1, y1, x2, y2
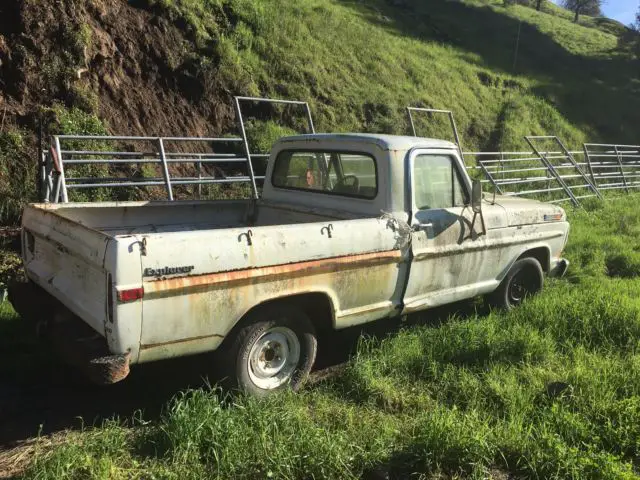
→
(477, 159, 503, 195)
(53, 136, 69, 203)
(157, 137, 174, 201)
(197, 156, 202, 199)
(304, 102, 316, 134)
(406, 108, 417, 136)
(582, 144, 597, 186)
(447, 112, 464, 163)
(555, 136, 601, 200)
(234, 97, 260, 200)
(613, 145, 629, 194)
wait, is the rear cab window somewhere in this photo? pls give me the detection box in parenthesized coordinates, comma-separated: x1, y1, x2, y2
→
(272, 150, 378, 199)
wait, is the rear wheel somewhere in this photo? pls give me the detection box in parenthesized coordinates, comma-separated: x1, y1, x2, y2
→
(226, 304, 317, 396)
(487, 257, 544, 310)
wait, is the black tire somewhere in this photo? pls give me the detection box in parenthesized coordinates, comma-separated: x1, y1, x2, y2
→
(225, 304, 317, 396)
(487, 257, 544, 310)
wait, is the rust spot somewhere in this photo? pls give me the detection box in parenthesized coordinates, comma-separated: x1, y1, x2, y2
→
(144, 250, 402, 297)
(86, 352, 131, 385)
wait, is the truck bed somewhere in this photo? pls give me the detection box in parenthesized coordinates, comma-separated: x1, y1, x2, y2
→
(50, 200, 341, 236)
(21, 199, 376, 346)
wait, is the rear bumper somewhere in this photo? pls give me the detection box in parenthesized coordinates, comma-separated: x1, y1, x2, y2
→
(549, 258, 569, 278)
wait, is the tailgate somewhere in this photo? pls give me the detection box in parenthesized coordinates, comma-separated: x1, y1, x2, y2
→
(21, 205, 112, 336)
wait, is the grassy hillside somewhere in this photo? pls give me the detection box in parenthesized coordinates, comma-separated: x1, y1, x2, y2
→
(0, 0, 639, 223)
(136, 0, 639, 148)
(1, 195, 638, 478)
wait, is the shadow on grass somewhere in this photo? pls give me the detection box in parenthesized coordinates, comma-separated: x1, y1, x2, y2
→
(0, 297, 487, 449)
(340, 0, 640, 144)
(0, 312, 214, 448)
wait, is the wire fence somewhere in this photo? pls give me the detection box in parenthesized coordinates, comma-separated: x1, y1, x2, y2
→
(583, 144, 640, 193)
(465, 142, 640, 205)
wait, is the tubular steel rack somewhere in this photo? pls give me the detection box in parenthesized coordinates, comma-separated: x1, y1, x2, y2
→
(42, 98, 636, 207)
(42, 96, 315, 203)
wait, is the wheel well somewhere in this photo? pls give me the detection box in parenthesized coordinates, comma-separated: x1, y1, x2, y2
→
(517, 247, 550, 272)
(227, 293, 335, 340)
(283, 293, 335, 332)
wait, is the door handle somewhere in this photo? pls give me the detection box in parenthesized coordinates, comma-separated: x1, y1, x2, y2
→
(413, 222, 433, 231)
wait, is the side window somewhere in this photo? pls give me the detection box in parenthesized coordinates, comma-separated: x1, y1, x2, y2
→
(413, 154, 467, 210)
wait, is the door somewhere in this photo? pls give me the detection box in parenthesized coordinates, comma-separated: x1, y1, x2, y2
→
(402, 149, 489, 313)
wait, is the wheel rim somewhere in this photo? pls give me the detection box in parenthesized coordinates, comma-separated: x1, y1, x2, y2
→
(508, 269, 537, 305)
(247, 326, 301, 390)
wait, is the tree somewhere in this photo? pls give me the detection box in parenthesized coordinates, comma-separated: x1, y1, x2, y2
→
(561, 0, 604, 22)
(536, 0, 544, 11)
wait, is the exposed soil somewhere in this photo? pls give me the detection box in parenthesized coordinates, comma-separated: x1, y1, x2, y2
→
(0, 0, 236, 136)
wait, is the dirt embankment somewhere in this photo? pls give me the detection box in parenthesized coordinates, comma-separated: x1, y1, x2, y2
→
(0, 0, 236, 136)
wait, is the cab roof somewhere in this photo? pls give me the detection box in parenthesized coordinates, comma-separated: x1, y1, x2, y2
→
(277, 133, 458, 151)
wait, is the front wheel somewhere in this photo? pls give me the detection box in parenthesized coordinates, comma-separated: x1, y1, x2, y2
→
(226, 305, 317, 396)
(487, 257, 544, 310)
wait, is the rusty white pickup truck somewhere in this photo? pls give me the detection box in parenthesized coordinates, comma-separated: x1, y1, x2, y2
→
(9, 133, 569, 394)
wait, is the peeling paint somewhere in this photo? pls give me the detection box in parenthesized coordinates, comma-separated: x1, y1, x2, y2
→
(140, 333, 224, 350)
(144, 250, 401, 297)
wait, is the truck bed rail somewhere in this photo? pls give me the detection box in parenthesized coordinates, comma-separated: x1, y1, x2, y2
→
(41, 98, 635, 206)
(46, 135, 253, 203)
(42, 96, 315, 203)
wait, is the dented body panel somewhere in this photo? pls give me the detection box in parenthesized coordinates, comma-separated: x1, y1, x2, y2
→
(18, 134, 570, 376)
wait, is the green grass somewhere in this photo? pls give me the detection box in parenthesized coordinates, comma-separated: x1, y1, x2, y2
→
(0, 129, 36, 225)
(16, 195, 640, 479)
(0, 300, 17, 322)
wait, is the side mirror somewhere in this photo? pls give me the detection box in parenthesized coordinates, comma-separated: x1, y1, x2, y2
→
(471, 179, 482, 213)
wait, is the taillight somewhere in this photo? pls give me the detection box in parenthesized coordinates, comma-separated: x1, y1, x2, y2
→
(117, 287, 144, 303)
(107, 274, 114, 322)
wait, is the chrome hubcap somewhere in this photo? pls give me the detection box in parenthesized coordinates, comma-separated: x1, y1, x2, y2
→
(248, 327, 300, 390)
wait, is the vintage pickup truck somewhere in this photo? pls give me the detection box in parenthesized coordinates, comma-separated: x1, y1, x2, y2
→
(9, 133, 569, 394)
